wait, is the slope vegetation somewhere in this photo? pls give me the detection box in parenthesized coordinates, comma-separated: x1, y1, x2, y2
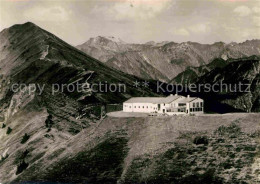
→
(1, 114, 259, 183)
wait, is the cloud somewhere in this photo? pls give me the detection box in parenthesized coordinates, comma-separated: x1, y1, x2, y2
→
(91, 0, 172, 20)
(252, 7, 260, 14)
(252, 16, 260, 27)
(189, 23, 210, 34)
(219, 0, 249, 2)
(233, 6, 251, 17)
(171, 28, 190, 36)
(1, 0, 259, 45)
(24, 6, 71, 22)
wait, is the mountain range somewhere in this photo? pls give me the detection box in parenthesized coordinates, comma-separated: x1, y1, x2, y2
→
(77, 36, 260, 82)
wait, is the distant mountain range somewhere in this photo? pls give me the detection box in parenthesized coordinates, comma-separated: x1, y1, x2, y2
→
(77, 36, 260, 82)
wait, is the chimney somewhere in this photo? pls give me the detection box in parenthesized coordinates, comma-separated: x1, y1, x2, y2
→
(187, 95, 190, 98)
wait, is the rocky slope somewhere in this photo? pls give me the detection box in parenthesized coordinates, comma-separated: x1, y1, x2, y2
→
(170, 56, 260, 84)
(0, 22, 161, 182)
(77, 37, 260, 82)
(170, 58, 228, 84)
(193, 56, 260, 112)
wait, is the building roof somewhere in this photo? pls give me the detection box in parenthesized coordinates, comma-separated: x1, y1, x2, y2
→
(124, 95, 183, 104)
(124, 95, 203, 104)
(160, 95, 182, 103)
(178, 97, 198, 103)
(124, 97, 165, 104)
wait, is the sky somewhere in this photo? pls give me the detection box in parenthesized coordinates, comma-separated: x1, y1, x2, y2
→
(0, 0, 259, 45)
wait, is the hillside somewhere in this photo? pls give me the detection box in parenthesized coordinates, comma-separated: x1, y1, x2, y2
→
(0, 22, 163, 125)
(0, 22, 162, 182)
(170, 58, 228, 84)
(77, 37, 260, 82)
(194, 56, 260, 113)
(1, 114, 259, 183)
(0, 22, 161, 104)
(0, 21, 163, 142)
(170, 56, 260, 84)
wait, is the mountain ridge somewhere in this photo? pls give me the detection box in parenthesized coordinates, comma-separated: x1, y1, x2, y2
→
(77, 36, 260, 82)
(194, 56, 260, 112)
(170, 55, 260, 84)
(0, 22, 164, 182)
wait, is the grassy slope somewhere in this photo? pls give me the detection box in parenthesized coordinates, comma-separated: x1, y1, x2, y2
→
(1, 113, 259, 183)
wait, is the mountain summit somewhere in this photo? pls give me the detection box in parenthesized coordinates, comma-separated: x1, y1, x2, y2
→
(0, 22, 161, 182)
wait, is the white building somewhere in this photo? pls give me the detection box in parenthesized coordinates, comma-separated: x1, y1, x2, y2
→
(123, 94, 204, 115)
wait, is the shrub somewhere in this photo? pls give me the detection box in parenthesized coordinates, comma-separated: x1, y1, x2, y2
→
(21, 133, 30, 144)
(45, 114, 53, 132)
(0, 154, 9, 164)
(215, 123, 241, 137)
(16, 160, 29, 175)
(14, 149, 29, 165)
(6, 127, 12, 134)
(2, 123, 6, 128)
(20, 149, 29, 160)
(193, 136, 209, 145)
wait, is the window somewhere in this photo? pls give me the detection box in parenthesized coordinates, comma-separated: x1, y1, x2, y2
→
(190, 108, 193, 112)
(196, 102, 199, 107)
(143, 106, 144, 108)
(129, 106, 131, 108)
(200, 102, 204, 107)
(134, 106, 136, 108)
(164, 103, 165, 106)
(193, 103, 195, 108)
(147, 106, 148, 108)
(179, 103, 186, 106)
(138, 106, 140, 108)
